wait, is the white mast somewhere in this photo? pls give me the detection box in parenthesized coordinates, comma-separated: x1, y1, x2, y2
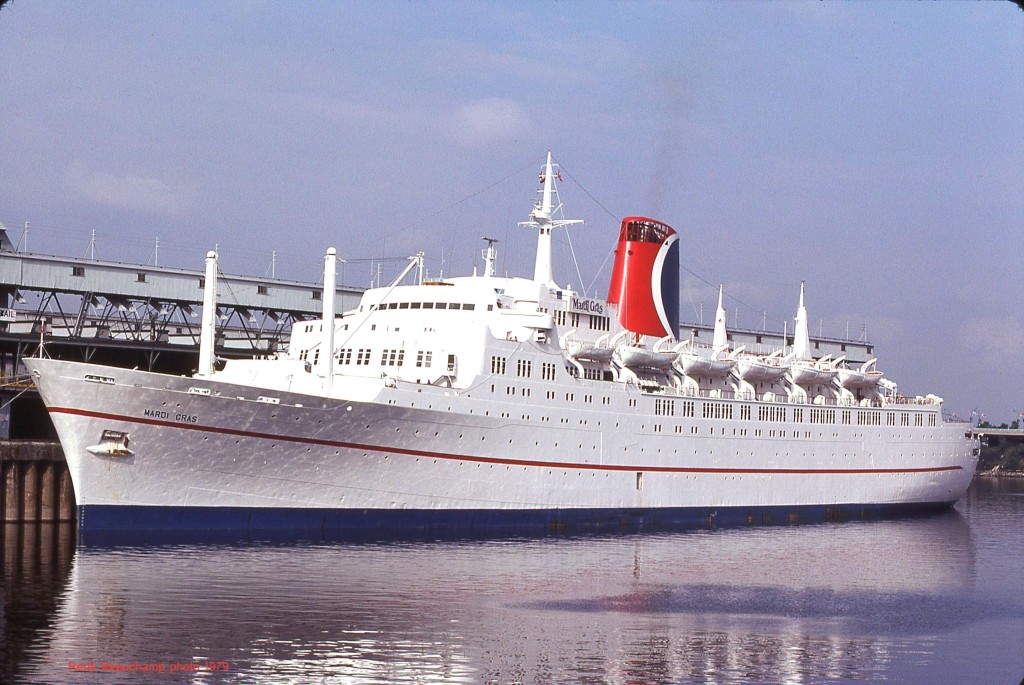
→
(793, 281, 811, 360)
(713, 285, 728, 353)
(196, 250, 218, 377)
(322, 247, 337, 394)
(519, 151, 582, 287)
(481, 237, 499, 278)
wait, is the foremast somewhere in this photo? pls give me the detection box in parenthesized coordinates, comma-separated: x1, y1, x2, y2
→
(520, 151, 582, 288)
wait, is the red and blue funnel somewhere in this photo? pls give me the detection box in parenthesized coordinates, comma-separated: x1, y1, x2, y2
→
(607, 217, 679, 339)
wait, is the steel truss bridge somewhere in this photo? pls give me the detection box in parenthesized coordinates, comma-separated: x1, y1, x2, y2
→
(0, 246, 363, 437)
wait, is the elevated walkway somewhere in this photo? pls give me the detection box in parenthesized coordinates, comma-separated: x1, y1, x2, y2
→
(0, 246, 366, 439)
(0, 249, 363, 352)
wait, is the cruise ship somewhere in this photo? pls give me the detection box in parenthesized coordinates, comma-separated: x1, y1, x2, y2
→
(26, 152, 979, 537)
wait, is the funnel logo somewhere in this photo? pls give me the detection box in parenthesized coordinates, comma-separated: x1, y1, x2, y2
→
(606, 217, 679, 338)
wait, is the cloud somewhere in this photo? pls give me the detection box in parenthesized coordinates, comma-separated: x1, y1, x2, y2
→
(957, 316, 1024, 365)
(451, 98, 531, 146)
(63, 167, 190, 216)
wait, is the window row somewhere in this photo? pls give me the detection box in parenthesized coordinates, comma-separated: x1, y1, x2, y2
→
(372, 301, 480, 311)
(490, 356, 559, 381)
(550, 310, 609, 331)
(336, 347, 429, 367)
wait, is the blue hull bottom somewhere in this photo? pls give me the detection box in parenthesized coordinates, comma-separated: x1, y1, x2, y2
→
(76, 501, 958, 546)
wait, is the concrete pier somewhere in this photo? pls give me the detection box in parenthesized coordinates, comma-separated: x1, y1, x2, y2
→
(0, 441, 74, 523)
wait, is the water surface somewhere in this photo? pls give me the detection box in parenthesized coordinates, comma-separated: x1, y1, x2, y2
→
(3, 479, 1023, 684)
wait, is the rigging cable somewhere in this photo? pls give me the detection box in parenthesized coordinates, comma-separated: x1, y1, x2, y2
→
(556, 161, 620, 298)
(378, 158, 538, 245)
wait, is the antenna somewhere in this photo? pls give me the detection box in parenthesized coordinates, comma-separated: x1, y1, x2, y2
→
(266, 251, 277, 279)
(17, 222, 29, 252)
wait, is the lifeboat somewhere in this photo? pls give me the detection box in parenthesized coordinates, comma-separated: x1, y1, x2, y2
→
(613, 332, 676, 371)
(562, 330, 614, 363)
(733, 350, 789, 382)
(837, 358, 883, 389)
(616, 345, 676, 371)
(675, 341, 735, 378)
(788, 356, 838, 386)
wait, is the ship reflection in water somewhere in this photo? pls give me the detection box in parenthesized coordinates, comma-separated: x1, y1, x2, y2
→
(4, 481, 1024, 684)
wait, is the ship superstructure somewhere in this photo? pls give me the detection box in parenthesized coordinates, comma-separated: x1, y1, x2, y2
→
(26, 152, 978, 537)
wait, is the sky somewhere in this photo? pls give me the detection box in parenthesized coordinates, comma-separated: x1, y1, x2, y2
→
(0, 0, 1021, 423)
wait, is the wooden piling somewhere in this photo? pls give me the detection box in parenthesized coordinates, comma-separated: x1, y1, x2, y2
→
(58, 466, 75, 521)
(40, 461, 55, 522)
(23, 461, 39, 523)
(0, 441, 75, 523)
(3, 461, 20, 521)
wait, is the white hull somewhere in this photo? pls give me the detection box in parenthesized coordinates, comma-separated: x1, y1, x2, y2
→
(28, 357, 977, 532)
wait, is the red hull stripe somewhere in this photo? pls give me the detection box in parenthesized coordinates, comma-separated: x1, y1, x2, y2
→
(49, 406, 963, 476)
